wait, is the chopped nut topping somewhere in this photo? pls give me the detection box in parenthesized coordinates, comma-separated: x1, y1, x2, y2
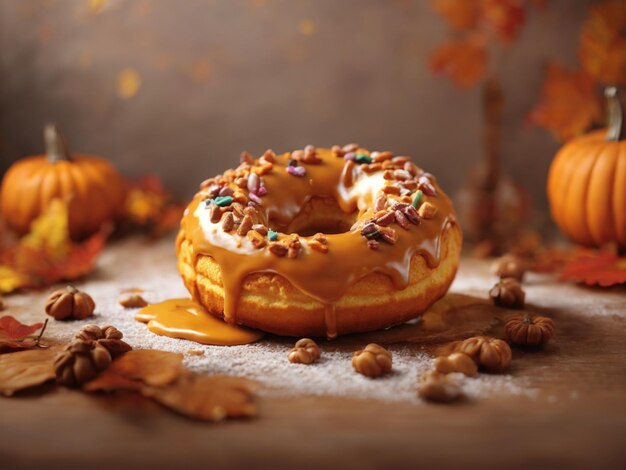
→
(373, 151, 393, 163)
(378, 226, 397, 244)
(313, 233, 328, 244)
(288, 338, 321, 364)
(382, 185, 400, 195)
(247, 172, 260, 193)
(252, 224, 268, 236)
(352, 343, 392, 378)
(374, 194, 388, 212)
(367, 239, 381, 250)
(417, 202, 437, 219)
(375, 211, 396, 227)
(308, 240, 328, 253)
(393, 169, 412, 181)
(403, 205, 420, 225)
(247, 230, 267, 249)
(261, 149, 276, 162)
(287, 237, 302, 259)
(331, 145, 345, 157)
(240, 151, 254, 164)
(342, 143, 359, 153)
(221, 212, 235, 232)
(268, 242, 288, 257)
(394, 210, 410, 230)
(237, 215, 253, 236)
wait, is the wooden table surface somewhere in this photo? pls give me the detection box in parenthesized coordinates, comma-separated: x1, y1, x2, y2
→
(1, 240, 625, 469)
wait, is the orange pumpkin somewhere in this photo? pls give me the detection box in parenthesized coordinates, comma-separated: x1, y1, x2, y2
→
(0, 124, 125, 240)
(547, 87, 626, 249)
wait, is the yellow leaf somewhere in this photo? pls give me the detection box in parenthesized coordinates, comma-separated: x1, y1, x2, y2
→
(0, 265, 29, 294)
(20, 198, 69, 260)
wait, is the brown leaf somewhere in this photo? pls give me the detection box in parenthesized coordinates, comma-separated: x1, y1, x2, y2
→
(429, 36, 488, 88)
(527, 63, 601, 141)
(143, 374, 258, 422)
(0, 349, 56, 396)
(84, 349, 183, 391)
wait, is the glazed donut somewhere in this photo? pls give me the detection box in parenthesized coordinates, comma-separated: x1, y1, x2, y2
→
(177, 145, 462, 338)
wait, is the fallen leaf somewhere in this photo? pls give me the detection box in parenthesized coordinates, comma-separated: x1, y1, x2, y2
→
(579, 0, 626, 85)
(527, 63, 601, 141)
(0, 199, 107, 294)
(429, 35, 488, 88)
(0, 349, 56, 396)
(0, 316, 43, 341)
(143, 374, 258, 422)
(84, 349, 183, 391)
(560, 251, 626, 287)
(430, 0, 481, 32)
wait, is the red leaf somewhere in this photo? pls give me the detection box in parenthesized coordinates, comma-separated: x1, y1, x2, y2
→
(0, 316, 43, 341)
(560, 252, 626, 287)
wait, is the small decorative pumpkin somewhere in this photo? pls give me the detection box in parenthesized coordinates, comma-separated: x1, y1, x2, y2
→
(547, 87, 626, 249)
(505, 314, 554, 346)
(45, 285, 96, 321)
(0, 124, 125, 240)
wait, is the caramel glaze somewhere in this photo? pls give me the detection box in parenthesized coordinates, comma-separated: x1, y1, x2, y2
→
(136, 298, 264, 346)
(180, 148, 458, 339)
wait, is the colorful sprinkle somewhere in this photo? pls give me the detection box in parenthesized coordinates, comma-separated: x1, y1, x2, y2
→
(355, 154, 372, 164)
(344, 152, 356, 161)
(249, 193, 262, 205)
(257, 185, 267, 196)
(287, 165, 306, 177)
(214, 196, 233, 207)
(268, 230, 279, 241)
(203, 198, 214, 207)
(411, 190, 423, 208)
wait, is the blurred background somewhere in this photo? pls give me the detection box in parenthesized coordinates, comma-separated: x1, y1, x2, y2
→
(0, 0, 598, 213)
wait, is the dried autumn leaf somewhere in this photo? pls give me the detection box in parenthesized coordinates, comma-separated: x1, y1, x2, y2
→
(579, 0, 626, 85)
(482, 0, 526, 45)
(0, 316, 43, 341)
(85, 349, 183, 391)
(143, 374, 258, 422)
(429, 36, 488, 88)
(0, 199, 107, 294)
(430, 0, 481, 31)
(527, 63, 601, 141)
(561, 251, 626, 287)
(0, 349, 56, 396)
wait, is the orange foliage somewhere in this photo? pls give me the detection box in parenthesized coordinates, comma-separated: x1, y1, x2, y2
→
(482, 0, 526, 45)
(527, 63, 601, 141)
(0, 199, 107, 294)
(429, 36, 488, 88)
(579, 0, 626, 85)
(430, 0, 481, 32)
(561, 251, 626, 287)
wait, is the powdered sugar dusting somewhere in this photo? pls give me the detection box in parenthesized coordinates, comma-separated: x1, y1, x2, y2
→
(9, 237, 537, 403)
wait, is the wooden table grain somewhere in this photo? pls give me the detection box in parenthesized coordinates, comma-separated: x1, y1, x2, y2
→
(1, 241, 625, 469)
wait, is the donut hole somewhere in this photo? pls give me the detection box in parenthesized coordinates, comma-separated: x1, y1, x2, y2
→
(277, 196, 358, 237)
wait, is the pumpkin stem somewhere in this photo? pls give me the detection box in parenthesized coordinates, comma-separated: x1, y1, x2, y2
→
(44, 124, 72, 162)
(522, 314, 534, 325)
(605, 87, 624, 141)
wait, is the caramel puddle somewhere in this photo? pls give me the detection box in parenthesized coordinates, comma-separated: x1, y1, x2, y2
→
(135, 298, 264, 346)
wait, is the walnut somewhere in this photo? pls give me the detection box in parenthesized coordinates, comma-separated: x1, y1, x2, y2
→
(54, 340, 112, 387)
(119, 293, 148, 309)
(491, 254, 526, 281)
(489, 278, 525, 309)
(434, 352, 478, 377)
(75, 324, 132, 357)
(45, 286, 95, 321)
(505, 314, 554, 346)
(418, 370, 463, 403)
(448, 336, 512, 372)
(288, 338, 321, 364)
(352, 343, 392, 378)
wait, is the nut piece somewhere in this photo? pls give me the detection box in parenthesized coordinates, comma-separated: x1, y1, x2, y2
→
(288, 338, 321, 364)
(492, 254, 526, 281)
(75, 324, 132, 357)
(45, 286, 95, 321)
(54, 339, 112, 387)
(352, 343, 393, 378)
(417, 201, 437, 219)
(434, 352, 478, 377)
(448, 336, 512, 372)
(418, 370, 463, 403)
(119, 293, 149, 309)
(489, 278, 526, 309)
(505, 314, 554, 346)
